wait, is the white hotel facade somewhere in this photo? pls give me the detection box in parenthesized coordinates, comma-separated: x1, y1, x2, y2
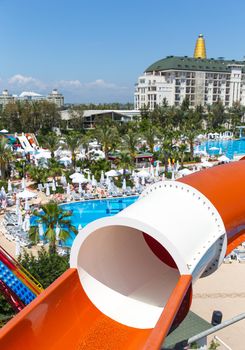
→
(134, 56, 245, 110)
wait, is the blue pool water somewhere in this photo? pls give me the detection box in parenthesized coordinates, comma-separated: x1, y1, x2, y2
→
(199, 138, 245, 159)
(33, 197, 138, 247)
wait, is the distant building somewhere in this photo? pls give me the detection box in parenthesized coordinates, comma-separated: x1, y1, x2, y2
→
(0, 89, 64, 109)
(61, 109, 140, 129)
(0, 90, 15, 109)
(18, 91, 46, 101)
(47, 89, 64, 108)
(134, 34, 245, 110)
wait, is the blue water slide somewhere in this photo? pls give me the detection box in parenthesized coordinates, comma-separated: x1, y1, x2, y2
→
(0, 261, 35, 305)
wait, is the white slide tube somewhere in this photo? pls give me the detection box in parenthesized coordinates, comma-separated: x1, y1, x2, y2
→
(70, 181, 227, 329)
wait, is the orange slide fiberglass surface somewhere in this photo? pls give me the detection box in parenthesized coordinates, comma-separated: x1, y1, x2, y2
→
(0, 269, 152, 350)
(0, 161, 245, 350)
(0, 268, 191, 350)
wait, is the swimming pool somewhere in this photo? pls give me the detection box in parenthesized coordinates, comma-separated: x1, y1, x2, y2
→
(199, 138, 245, 159)
(60, 196, 138, 247)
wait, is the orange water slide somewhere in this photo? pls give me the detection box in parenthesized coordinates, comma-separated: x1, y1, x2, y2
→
(0, 162, 245, 350)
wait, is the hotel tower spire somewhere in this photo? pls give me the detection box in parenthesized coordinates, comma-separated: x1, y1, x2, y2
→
(194, 34, 207, 59)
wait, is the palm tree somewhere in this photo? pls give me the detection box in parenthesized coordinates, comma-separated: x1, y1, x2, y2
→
(142, 124, 158, 154)
(117, 151, 133, 177)
(0, 137, 13, 179)
(64, 132, 81, 169)
(177, 143, 188, 168)
(93, 118, 119, 159)
(29, 201, 78, 254)
(28, 166, 49, 185)
(122, 129, 139, 159)
(43, 132, 60, 159)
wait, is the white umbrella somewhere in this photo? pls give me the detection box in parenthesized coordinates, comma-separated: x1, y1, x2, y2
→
(106, 176, 111, 187)
(60, 175, 67, 185)
(55, 225, 60, 240)
(35, 151, 51, 159)
(21, 177, 26, 190)
(155, 162, 160, 176)
(59, 156, 71, 163)
(52, 179, 56, 192)
(122, 178, 127, 192)
(105, 169, 120, 177)
(0, 186, 6, 198)
(91, 175, 97, 187)
(0, 129, 8, 133)
(46, 185, 50, 196)
(201, 160, 213, 168)
(15, 237, 21, 257)
(134, 176, 140, 189)
(70, 172, 82, 179)
(66, 183, 71, 196)
(137, 169, 150, 178)
(24, 198, 30, 211)
(100, 171, 105, 183)
(176, 160, 180, 171)
(141, 176, 145, 186)
(7, 179, 12, 193)
(118, 169, 131, 175)
(150, 165, 154, 177)
(218, 155, 230, 163)
(17, 211, 23, 226)
(72, 173, 87, 184)
(15, 198, 20, 215)
(17, 189, 37, 199)
(178, 168, 192, 176)
(38, 223, 44, 237)
(22, 214, 30, 232)
(87, 172, 91, 182)
(78, 182, 82, 193)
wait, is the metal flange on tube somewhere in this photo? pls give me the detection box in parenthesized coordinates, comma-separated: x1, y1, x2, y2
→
(70, 174, 228, 331)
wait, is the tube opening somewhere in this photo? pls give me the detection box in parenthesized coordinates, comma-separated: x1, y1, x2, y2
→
(77, 225, 181, 328)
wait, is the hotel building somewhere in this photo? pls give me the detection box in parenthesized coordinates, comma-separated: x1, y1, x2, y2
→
(134, 35, 245, 110)
(0, 89, 64, 109)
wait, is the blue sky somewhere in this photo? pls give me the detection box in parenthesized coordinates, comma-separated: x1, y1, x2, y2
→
(0, 0, 245, 103)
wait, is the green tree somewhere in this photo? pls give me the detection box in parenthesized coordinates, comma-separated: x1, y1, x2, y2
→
(181, 107, 203, 160)
(177, 143, 188, 167)
(206, 100, 227, 130)
(28, 166, 49, 185)
(0, 137, 13, 179)
(29, 201, 78, 253)
(43, 132, 60, 159)
(64, 132, 81, 169)
(228, 102, 244, 134)
(18, 248, 69, 289)
(122, 129, 139, 158)
(117, 151, 133, 177)
(142, 122, 159, 153)
(93, 117, 119, 158)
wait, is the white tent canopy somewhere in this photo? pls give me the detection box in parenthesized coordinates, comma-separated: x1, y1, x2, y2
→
(16, 189, 37, 199)
(201, 160, 213, 168)
(178, 168, 193, 176)
(136, 169, 150, 178)
(105, 170, 120, 177)
(218, 155, 230, 163)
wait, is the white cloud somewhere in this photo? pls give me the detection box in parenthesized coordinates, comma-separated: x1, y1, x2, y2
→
(85, 79, 127, 90)
(8, 74, 46, 89)
(1, 74, 132, 102)
(57, 79, 82, 88)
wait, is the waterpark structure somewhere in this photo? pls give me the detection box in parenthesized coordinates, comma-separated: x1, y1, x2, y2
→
(0, 161, 245, 349)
